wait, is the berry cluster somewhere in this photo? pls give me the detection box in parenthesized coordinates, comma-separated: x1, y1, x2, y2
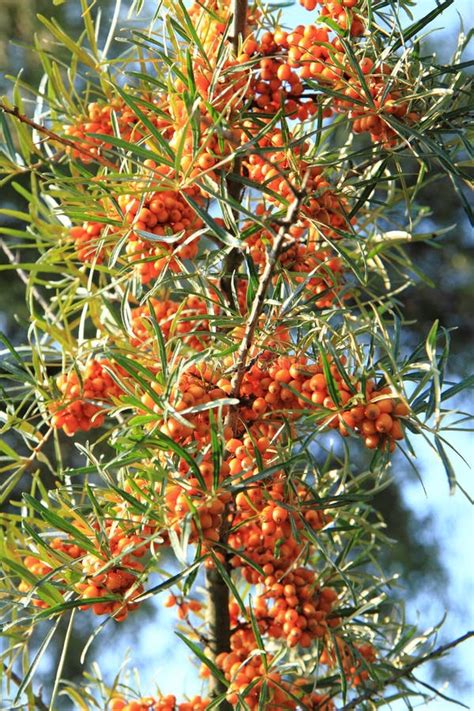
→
(130, 296, 213, 351)
(216, 623, 335, 709)
(20, 538, 84, 609)
(49, 358, 124, 436)
(109, 694, 209, 711)
(230, 476, 331, 582)
(320, 636, 377, 686)
(254, 573, 339, 648)
(164, 483, 232, 553)
(244, 216, 346, 307)
(75, 516, 149, 622)
(141, 363, 233, 444)
(119, 187, 204, 282)
(69, 220, 108, 263)
(64, 97, 167, 162)
(243, 133, 354, 238)
(21, 509, 151, 622)
(332, 58, 420, 148)
(300, 0, 364, 36)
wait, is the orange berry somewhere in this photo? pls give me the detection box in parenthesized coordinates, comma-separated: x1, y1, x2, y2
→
(375, 413, 393, 433)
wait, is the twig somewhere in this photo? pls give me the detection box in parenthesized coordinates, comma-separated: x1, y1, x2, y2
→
(226, 175, 309, 432)
(0, 101, 117, 170)
(2, 663, 49, 711)
(414, 676, 471, 708)
(220, 0, 249, 308)
(0, 239, 56, 321)
(340, 630, 474, 710)
(19, 426, 54, 473)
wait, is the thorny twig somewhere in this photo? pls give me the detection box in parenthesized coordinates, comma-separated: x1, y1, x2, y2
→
(226, 173, 310, 432)
(220, 0, 249, 309)
(2, 663, 49, 711)
(340, 630, 474, 710)
(0, 101, 117, 169)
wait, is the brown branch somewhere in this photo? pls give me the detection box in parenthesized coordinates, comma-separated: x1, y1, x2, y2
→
(220, 0, 249, 308)
(205, 180, 308, 708)
(230, 0, 248, 55)
(2, 663, 49, 711)
(209, 8, 298, 700)
(340, 630, 474, 710)
(19, 426, 54, 473)
(205, 565, 232, 707)
(226, 176, 309, 431)
(0, 101, 117, 170)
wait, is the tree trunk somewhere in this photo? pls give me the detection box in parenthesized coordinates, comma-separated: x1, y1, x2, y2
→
(205, 565, 232, 707)
(205, 3, 248, 708)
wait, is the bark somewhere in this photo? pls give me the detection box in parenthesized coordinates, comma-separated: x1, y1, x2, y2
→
(205, 565, 233, 708)
(221, 0, 249, 308)
(226, 176, 309, 430)
(231, 0, 248, 54)
(2, 664, 49, 711)
(206, 4, 278, 708)
(205, 175, 308, 707)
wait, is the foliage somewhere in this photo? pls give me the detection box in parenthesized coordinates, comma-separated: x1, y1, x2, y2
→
(0, 0, 473, 709)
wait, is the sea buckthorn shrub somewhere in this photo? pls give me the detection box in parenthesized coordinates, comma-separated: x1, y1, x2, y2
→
(0, 0, 471, 709)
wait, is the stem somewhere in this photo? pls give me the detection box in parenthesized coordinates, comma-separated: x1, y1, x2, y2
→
(210, 8, 292, 701)
(221, 0, 249, 307)
(205, 182, 307, 706)
(0, 239, 56, 321)
(0, 101, 116, 169)
(205, 566, 232, 707)
(2, 663, 49, 711)
(227, 178, 309, 429)
(340, 630, 474, 710)
(231, 0, 248, 55)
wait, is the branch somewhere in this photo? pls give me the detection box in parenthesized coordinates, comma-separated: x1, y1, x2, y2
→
(226, 177, 309, 432)
(2, 663, 49, 711)
(340, 630, 474, 710)
(205, 566, 232, 708)
(230, 0, 248, 55)
(220, 0, 249, 308)
(0, 101, 116, 170)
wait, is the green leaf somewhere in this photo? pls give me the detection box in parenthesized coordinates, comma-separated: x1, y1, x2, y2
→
(434, 437, 456, 493)
(38, 15, 98, 68)
(149, 433, 207, 491)
(182, 194, 241, 248)
(13, 617, 62, 704)
(22, 495, 98, 554)
(134, 558, 203, 601)
(210, 550, 247, 616)
(319, 351, 341, 408)
(0, 556, 64, 606)
(391, 0, 455, 51)
(176, 632, 228, 685)
(441, 376, 474, 403)
(113, 86, 176, 161)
